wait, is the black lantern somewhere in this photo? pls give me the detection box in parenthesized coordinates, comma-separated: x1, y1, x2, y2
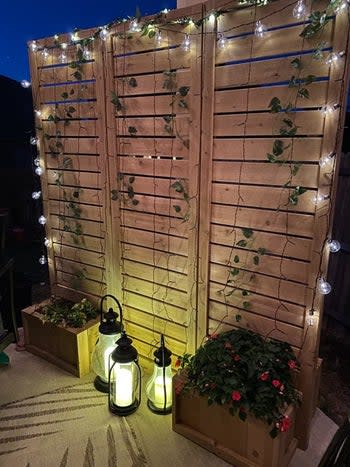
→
(91, 294, 123, 393)
(145, 334, 172, 414)
(108, 331, 141, 416)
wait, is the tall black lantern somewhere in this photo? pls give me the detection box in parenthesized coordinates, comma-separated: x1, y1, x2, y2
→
(91, 294, 123, 393)
(108, 331, 141, 416)
(145, 334, 172, 414)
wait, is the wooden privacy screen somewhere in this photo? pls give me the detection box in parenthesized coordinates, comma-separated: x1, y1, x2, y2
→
(29, 0, 349, 379)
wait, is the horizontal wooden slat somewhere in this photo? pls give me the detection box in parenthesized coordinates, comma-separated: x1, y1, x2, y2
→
(47, 171, 100, 189)
(55, 257, 105, 283)
(215, 81, 328, 113)
(210, 224, 312, 261)
(212, 204, 314, 237)
(40, 81, 96, 103)
(39, 62, 96, 85)
(121, 194, 187, 218)
(118, 137, 189, 158)
(210, 262, 307, 306)
(123, 260, 188, 291)
(120, 157, 188, 178)
(213, 137, 322, 162)
(42, 120, 97, 137)
(49, 186, 102, 206)
(209, 283, 304, 327)
(56, 270, 106, 296)
(120, 94, 190, 116)
(213, 161, 319, 188)
(122, 244, 188, 274)
(122, 227, 188, 255)
(49, 201, 102, 221)
(52, 231, 104, 252)
(46, 154, 100, 172)
(116, 115, 190, 137)
(116, 69, 191, 96)
(50, 215, 103, 238)
(210, 243, 309, 283)
(43, 137, 98, 155)
(122, 211, 188, 237)
(53, 244, 105, 268)
(212, 182, 316, 213)
(214, 111, 324, 137)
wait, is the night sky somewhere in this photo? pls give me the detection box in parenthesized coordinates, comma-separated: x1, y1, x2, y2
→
(0, 0, 176, 82)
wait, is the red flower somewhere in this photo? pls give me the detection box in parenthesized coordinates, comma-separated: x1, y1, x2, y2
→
(175, 358, 181, 368)
(231, 391, 241, 401)
(208, 332, 218, 340)
(234, 355, 240, 361)
(272, 379, 281, 388)
(225, 342, 233, 349)
(280, 415, 291, 432)
(288, 360, 297, 369)
(259, 371, 269, 381)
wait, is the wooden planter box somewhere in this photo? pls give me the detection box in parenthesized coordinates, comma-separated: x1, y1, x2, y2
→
(22, 302, 99, 377)
(172, 374, 297, 467)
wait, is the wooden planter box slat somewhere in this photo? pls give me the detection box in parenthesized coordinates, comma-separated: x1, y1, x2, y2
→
(22, 303, 99, 377)
(172, 374, 297, 467)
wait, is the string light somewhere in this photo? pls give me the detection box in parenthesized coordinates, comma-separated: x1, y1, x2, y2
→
(209, 13, 216, 22)
(71, 32, 80, 42)
(39, 255, 47, 265)
(35, 166, 44, 176)
(59, 52, 67, 63)
(325, 51, 345, 65)
(293, 0, 307, 18)
(41, 48, 49, 60)
(99, 27, 108, 41)
(335, 0, 349, 13)
(83, 47, 92, 60)
(44, 238, 51, 248)
(313, 193, 330, 204)
(34, 158, 40, 166)
(61, 42, 68, 49)
(30, 136, 38, 145)
(32, 191, 41, 200)
(320, 103, 340, 115)
(34, 109, 42, 117)
(181, 34, 191, 51)
(254, 20, 267, 38)
(319, 152, 335, 167)
(217, 33, 227, 50)
(129, 19, 142, 33)
(30, 41, 37, 52)
(21, 80, 31, 88)
(155, 30, 163, 46)
(317, 277, 332, 295)
(328, 239, 341, 253)
(307, 309, 315, 326)
(162, 8, 169, 14)
(38, 215, 47, 225)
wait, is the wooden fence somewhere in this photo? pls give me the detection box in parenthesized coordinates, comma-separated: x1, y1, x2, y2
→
(29, 0, 349, 446)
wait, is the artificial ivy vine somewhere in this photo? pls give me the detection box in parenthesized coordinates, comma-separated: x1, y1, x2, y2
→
(112, 173, 139, 206)
(171, 179, 191, 222)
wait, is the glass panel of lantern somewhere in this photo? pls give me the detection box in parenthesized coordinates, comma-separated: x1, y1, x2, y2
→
(108, 331, 141, 416)
(146, 334, 172, 414)
(91, 294, 123, 393)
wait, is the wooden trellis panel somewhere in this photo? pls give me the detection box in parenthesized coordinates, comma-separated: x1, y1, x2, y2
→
(29, 30, 109, 303)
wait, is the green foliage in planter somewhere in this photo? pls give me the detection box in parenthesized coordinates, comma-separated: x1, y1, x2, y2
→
(40, 297, 98, 328)
(176, 328, 300, 437)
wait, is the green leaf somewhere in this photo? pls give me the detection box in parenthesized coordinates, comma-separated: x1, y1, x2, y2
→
(291, 57, 301, 69)
(129, 176, 135, 184)
(163, 115, 173, 123)
(269, 427, 278, 439)
(235, 314, 242, 322)
(178, 86, 190, 96)
(70, 88, 75, 95)
(73, 71, 82, 80)
(268, 97, 282, 113)
(171, 181, 184, 193)
(230, 267, 240, 277)
(304, 74, 316, 85)
(111, 91, 123, 111)
(61, 92, 69, 99)
(128, 77, 138, 88)
(253, 256, 259, 266)
(234, 255, 240, 263)
(128, 126, 137, 135)
(173, 205, 181, 213)
(242, 290, 249, 296)
(178, 99, 188, 109)
(242, 301, 250, 309)
(297, 88, 310, 99)
(68, 106, 76, 113)
(148, 29, 156, 39)
(111, 189, 119, 200)
(291, 163, 301, 176)
(239, 410, 247, 422)
(236, 240, 247, 247)
(242, 228, 253, 238)
(257, 247, 266, 256)
(132, 199, 139, 205)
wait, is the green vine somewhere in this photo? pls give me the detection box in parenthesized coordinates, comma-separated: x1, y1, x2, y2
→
(112, 173, 139, 206)
(171, 179, 191, 222)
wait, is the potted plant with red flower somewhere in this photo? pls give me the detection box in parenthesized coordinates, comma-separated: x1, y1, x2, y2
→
(173, 328, 300, 467)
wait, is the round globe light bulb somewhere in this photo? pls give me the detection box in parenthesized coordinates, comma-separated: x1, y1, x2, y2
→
(217, 34, 227, 50)
(39, 255, 47, 265)
(181, 34, 191, 52)
(30, 136, 38, 145)
(21, 80, 31, 88)
(34, 158, 40, 166)
(293, 0, 307, 18)
(318, 278, 332, 295)
(32, 191, 41, 200)
(329, 239, 341, 253)
(38, 215, 47, 225)
(35, 166, 43, 176)
(255, 20, 267, 38)
(100, 27, 108, 40)
(44, 237, 51, 247)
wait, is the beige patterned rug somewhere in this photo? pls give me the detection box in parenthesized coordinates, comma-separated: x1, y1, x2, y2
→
(0, 344, 338, 467)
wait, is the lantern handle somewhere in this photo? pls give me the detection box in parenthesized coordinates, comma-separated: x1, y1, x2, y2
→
(99, 294, 123, 325)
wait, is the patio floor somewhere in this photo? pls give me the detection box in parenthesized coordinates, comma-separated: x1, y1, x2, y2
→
(0, 344, 338, 467)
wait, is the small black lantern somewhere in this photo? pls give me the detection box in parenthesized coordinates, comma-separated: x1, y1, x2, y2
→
(108, 331, 141, 416)
(91, 294, 123, 393)
(145, 334, 172, 414)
